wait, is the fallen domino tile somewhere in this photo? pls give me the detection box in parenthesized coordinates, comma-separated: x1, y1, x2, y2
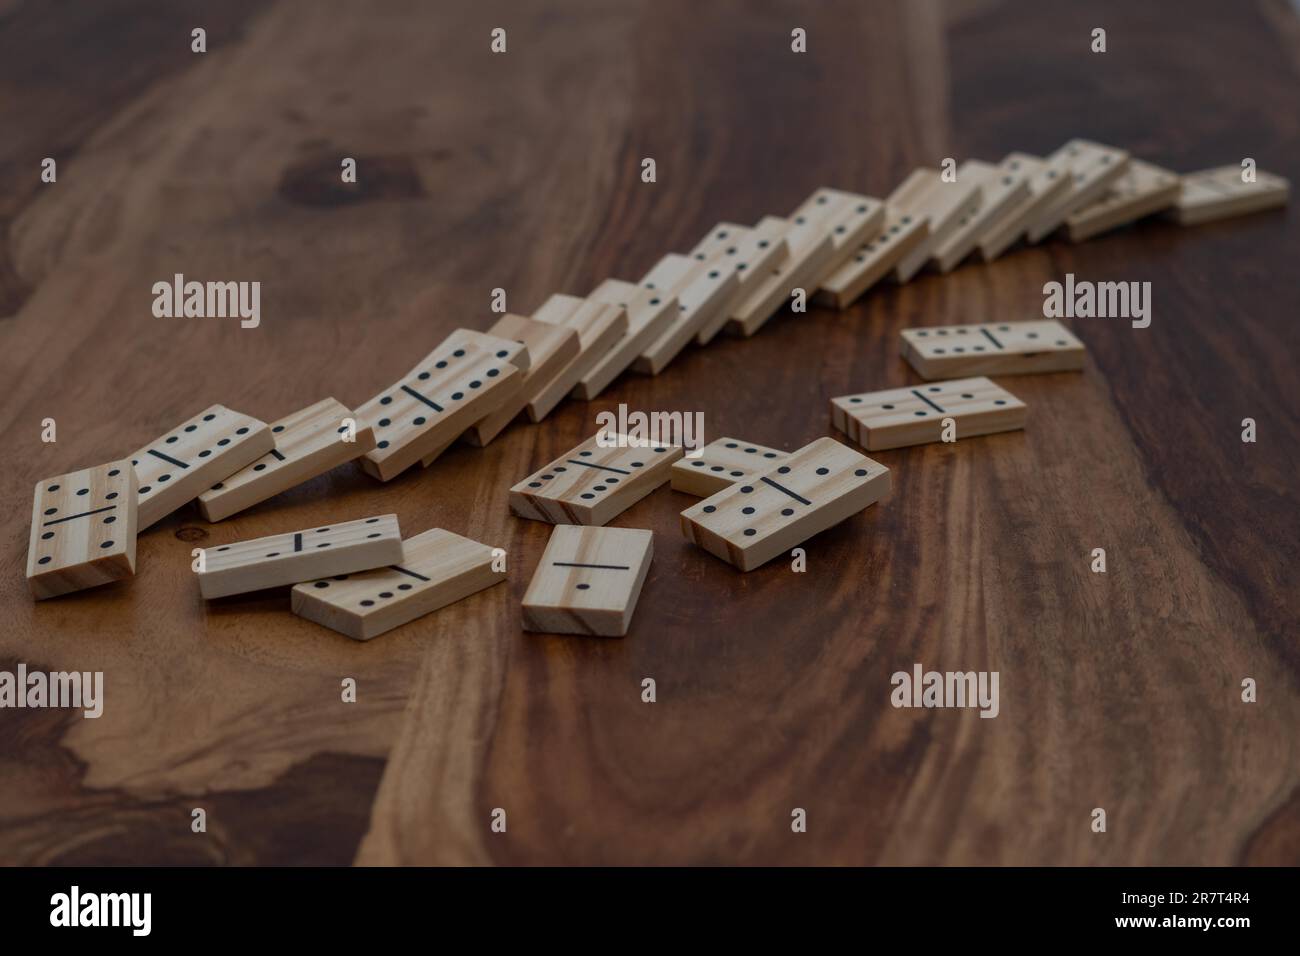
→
(27, 459, 138, 599)
(509, 432, 683, 526)
(669, 436, 788, 497)
(292, 527, 506, 640)
(831, 377, 1026, 450)
(680, 437, 890, 572)
(197, 514, 403, 599)
(900, 319, 1085, 380)
(521, 525, 654, 637)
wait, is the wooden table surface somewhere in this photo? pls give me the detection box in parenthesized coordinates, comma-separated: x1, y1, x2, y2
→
(1, 0, 1296, 866)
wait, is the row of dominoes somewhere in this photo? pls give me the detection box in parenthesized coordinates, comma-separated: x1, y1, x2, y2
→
(25, 140, 1285, 606)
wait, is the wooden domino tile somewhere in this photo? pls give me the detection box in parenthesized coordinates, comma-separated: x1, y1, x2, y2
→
(900, 319, 1085, 380)
(197, 397, 375, 521)
(571, 280, 678, 400)
(131, 404, 274, 531)
(887, 167, 984, 281)
(1066, 159, 1181, 241)
(521, 525, 654, 637)
(197, 514, 403, 599)
(931, 157, 1032, 272)
(816, 204, 930, 309)
(632, 253, 741, 374)
(464, 313, 581, 446)
(681, 221, 789, 344)
(1165, 164, 1290, 226)
(976, 152, 1074, 261)
(680, 437, 890, 572)
(724, 217, 821, 338)
(729, 189, 885, 336)
(441, 327, 532, 372)
(356, 340, 522, 480)
(669, 437, 788, 497)
(1024, 139, 1130, 243)
(291, 527, 506, 640)
(418, 323, 546, 465)
(27, 460, 138, 600)
(524, 293, 627, 421)
(831, 377, 1026, 451)
(509, 432, 683, 526)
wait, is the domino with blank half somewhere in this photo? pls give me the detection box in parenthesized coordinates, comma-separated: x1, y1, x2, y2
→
(509, 432, 683, 526)
(900, 319, 1085, 380)
(931, 157, 1032, 272)
(816, 204, 930, 308)
(831, 377, 1026, 450)
(727, 188, 884, 336)
(356, 339, 522, 480)
(669, 437, 788, 497)
(197, 514, 404, 599)
(197, 397, 375, 521)
(131, 404, 274, 530)
(1066, 159, 1181, 241)
(27, 460, 138, 600)
(571, 280, 677, 400)
(1165, 165, 1290, 226)
(680, 437, 890, 572)
(976, 152, 1074, 261)
(682, 221, 789, 344)
(633, 253, 740, 374)
(1024, 139, 1130, 242)
(887, 167, 984, 281)
(291, 527, 506, 640)
(524, 293, 627, 421)
(522, 525, 654, 638)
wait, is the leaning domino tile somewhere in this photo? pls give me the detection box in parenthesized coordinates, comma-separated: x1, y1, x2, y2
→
(356, 340, 522, 480)
(1024, 139, 1130, 242)
(571, 280, 678, 400)
(525, 293, 627, 421)
(292, 527, 506, 640)
(669, 437, 788, 497)
(131, 404, 273, 531)
(509, 432, 683, 526)
(197, 397, 375, 521)
(27, 460, 138, 600)
(900, 319, 1085, 380)
(680, 437, 890, 572)
(931, 157, 1032, 272)
(1066, 158, 1181, 241)
(831, 377, 1026, 450)
(976, 152, 1074, 261)
(816, 204, 930, 309)
(682, 221, 789, 344)
(463, 314, 581, 447)
(521, 525, 654, 637)
(197, 514, 403, 599)
(887, 166, 984, 281)
(633, 253, 741, 374)
(417, 322, 550, 465)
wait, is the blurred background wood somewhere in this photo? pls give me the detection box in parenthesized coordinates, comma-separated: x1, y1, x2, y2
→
(0, 0, 1296, 865)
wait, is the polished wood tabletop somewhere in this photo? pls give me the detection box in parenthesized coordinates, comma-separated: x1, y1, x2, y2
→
(1, 0, 1296, 865)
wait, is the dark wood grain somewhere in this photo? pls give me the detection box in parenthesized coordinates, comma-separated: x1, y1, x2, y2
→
(0, 0, 1296, 866)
